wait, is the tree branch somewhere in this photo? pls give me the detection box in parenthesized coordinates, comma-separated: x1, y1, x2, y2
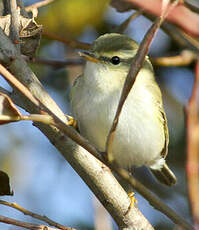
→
(10, 0, 20, 50)
(151, 50, 197, 66)
(114, 10, 143, 33)
(186, 58, 199, 229)
(111, 0, 199, 37)
(0, 214, 58, 230)
(0, 200, 75, 230)
(25, 0, 55, 12)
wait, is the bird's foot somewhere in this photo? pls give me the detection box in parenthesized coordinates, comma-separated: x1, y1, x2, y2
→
(66, 115, 78, 129)
(125, 192, 137, 215)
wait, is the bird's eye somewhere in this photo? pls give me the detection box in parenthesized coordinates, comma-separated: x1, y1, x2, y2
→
(110, 56, 120, 65)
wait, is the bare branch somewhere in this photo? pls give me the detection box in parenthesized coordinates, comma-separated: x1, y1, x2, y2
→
(151, 50, 197, 66)
(111, 0, 199, 37)
(115, 10, 143, 33)
(186, 58, 199, 228)
(0, 64, 40, 106)
(0, 200, 76, 230)
(10, 0, 20, 50)
(0, 214, 58, 230)
(25, 0, 55, 12)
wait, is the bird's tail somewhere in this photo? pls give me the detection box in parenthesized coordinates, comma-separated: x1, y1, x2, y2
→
(150, 163, 177, 186)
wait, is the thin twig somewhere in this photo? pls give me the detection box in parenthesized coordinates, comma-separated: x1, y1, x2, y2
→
(0, 214, 57, 230)
(115, 10, 143, 33)
(0, 64, 194, 229)
(25, 0, 55, 12)
(133, 8, 199, 52)
(0, 114, 54, 125)
(186, 58, 199, 229)
(42, 31, 91, 50)
(151, 50, 197, 66)
(0, 200, 76, 230)
(0, 64, 40, 108)
(179, 30, 199, 51)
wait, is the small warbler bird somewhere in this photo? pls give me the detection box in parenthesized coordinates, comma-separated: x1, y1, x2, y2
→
(70, 33, 176, 186)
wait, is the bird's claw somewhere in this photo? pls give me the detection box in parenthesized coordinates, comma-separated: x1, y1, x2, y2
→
(125, 192, 137, 215)
(66, 115, 78, 129)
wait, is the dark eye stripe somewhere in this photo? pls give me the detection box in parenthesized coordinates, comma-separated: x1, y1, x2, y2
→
(99, 56, 109, 62)
(99, 56, 132, 64)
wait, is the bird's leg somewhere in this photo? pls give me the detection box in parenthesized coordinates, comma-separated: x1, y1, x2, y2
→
(125, 169, 137, 215)
(124, 192, 137, 215)
(128, 192, 137, 207)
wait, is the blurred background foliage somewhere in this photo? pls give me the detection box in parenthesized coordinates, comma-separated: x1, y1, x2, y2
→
(38, 0, 109, 37)
(0, 0, 195, 229)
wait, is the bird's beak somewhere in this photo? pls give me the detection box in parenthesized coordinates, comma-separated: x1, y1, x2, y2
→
(78, 51, 99, 63)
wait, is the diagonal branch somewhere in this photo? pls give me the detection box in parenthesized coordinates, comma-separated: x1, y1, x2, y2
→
(0, 214, 58, 230)
(114, 10, 143, 33)
(0, 200, 75, 230)
(186, 58, 199, 229)
(111, 0, 199, 37)
(0, 64, 40, 107)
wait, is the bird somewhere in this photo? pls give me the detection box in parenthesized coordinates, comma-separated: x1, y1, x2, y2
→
(70, 33, 177, 186)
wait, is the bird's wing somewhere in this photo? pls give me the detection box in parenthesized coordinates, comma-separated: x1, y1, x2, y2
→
(69, 75, 82, 102)
(147, 75, 169, 159)
(158, 103, 169, 159)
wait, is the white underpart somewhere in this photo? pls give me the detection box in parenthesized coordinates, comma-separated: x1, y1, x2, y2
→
(71, 61, 166, 170)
